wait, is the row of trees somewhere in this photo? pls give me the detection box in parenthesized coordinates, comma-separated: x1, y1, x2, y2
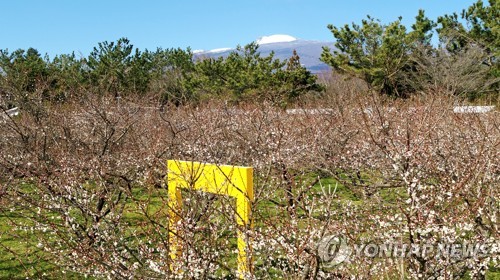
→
(0, 0, 498, 110)
(0, 38, 322, 110)
(321, 0, 499, 99)
(1, 90, 498, 279)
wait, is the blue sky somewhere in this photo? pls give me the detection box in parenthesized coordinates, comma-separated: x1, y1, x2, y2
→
(1, 0, 477, 58)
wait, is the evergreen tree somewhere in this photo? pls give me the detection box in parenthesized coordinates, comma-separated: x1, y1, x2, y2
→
(437, 0, 499, 98)
(321, 11, 434, 97)
(278, 50, 324, 104)
(0, 48, 49, 94)
(184, 43, 323, 105)
(86, 38, 134, 97)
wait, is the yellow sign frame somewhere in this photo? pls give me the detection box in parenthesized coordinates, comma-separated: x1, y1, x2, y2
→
(167, 160, 253, 278)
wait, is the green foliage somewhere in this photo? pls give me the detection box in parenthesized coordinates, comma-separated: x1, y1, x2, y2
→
(0, 48, 49, 94)
(437, 0, 499, 54)
(437, 0, 499, 98)
(48, 53, 86, 101)
(184, 43, 323, 106)
(84, 38, 197, 102)
(184, 42, 286, 102)
(150, 47, 195, 105)
(321, 11, 435, 97)
(276, 50, 325, 103)
(86, 37, 137, 96)
(2, 1, 496, 104)
(0, 48, 56, 118)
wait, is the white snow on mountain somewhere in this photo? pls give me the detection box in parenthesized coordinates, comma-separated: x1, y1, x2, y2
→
(192, 34, 334, 73)
(196, 35, 298, 54)
(256, 34, 297, 45)
(207, 47, 232, 53)
(195, 48, 232, 54)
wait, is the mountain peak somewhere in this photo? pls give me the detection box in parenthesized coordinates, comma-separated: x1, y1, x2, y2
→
(256, 34, 297, 45)
(193, 35, 334, 74)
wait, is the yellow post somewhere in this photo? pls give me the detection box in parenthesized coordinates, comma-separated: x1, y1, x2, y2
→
(167, 183, 183, 262)
(167, 160, 254, 279)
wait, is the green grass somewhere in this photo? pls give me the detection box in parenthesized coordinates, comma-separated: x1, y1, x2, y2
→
(1, 178, 499, 279)
(0, 209, 70, 279)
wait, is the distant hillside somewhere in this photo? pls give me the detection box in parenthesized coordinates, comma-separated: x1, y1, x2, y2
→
(194, 35, 335, 74)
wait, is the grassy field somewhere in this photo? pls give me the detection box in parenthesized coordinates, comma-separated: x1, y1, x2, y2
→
(2, 175, 498, 279)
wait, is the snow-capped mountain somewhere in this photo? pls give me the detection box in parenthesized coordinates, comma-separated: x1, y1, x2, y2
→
(256, 34, 297, 45)
(194, 34, 335, 73)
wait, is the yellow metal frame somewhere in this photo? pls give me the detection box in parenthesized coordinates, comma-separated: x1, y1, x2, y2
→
(167, 160, 253, 278)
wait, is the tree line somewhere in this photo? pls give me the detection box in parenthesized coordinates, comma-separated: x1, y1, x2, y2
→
(0, 0, 498, 110)
(321, 0, 498, 99)
(0, 38, 323, 109)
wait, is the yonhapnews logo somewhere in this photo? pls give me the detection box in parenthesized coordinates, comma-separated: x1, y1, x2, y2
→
(318, 235, 496, 267)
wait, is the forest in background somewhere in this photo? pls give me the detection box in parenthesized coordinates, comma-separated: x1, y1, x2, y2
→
(0, 0, 498, 110)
